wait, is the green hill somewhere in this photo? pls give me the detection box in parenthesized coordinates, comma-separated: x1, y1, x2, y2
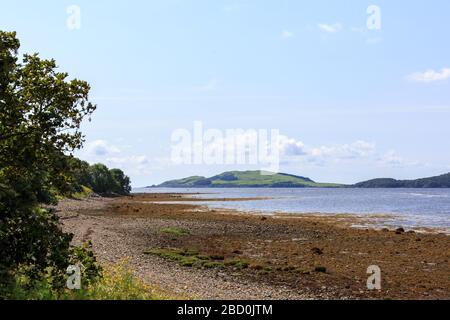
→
(154, 171, 343, 188)
(354, 172, 450, 188)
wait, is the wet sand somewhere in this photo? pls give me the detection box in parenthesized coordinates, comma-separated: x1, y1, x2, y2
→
(58, 193, 450, 300)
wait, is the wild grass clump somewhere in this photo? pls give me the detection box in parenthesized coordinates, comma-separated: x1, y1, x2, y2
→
(65, 260, 168, 300)
(144, 248, 228, 270)
(71, 186, 94, 200)
(159, 227, 190, 236)
(3, 260, 172, 300)
(224, 259, 250, 270)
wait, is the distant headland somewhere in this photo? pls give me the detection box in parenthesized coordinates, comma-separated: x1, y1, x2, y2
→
(147, 171, 450, 188)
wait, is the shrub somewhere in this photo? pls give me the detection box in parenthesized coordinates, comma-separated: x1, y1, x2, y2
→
(0, 241, 101, 299)
(0, 207, 73, 290)
(3, 260, 169, 300)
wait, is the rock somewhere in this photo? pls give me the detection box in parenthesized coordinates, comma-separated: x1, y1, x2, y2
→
(311, 247, 324, 255)
(395, 228, 405, 234)
(314, 266, 327, 273)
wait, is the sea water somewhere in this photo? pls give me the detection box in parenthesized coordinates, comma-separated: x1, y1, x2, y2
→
(133, 187, 450, 232)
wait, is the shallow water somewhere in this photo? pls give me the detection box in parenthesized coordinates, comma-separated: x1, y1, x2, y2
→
(133, 187, 450, 232)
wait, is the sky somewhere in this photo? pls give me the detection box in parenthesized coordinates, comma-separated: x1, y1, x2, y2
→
(1, 0, 450, 186)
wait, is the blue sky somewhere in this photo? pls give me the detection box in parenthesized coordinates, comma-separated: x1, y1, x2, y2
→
(2, 0, 450, 186)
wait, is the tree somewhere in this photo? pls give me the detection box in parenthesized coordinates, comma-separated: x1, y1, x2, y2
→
(0, 30, 96, 285)
(64, 156, 91, 193)
(87, 164, 115, 194)
(86, 164, 131, 195)
(109, 168, 131, 195)
(1, 31, 96, 205)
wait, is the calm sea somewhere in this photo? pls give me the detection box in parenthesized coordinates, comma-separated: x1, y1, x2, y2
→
(133, 188, 450, 232)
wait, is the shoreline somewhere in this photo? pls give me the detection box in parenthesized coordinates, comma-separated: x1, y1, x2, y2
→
(137, 192, 450, 235)
(57, 193, 450, 300)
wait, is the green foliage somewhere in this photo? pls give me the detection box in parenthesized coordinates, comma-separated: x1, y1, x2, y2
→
(70, 261, 167, 300)
(68, 241, 102, 288)
(0, 240, 102, 299)
(0, 29, 96, 208)
(86, 164, 131, 195)
(110, 168, 132, 195)
(71, 186, 93, 200)
(0, 30, 99, 295)
(64, 157, 92, 193)
(0, 30, 134, 299)
(0, 32, 96, 206)
(354, 173, 450, 188)
(158, 170, 344, 188)
(159, 227, 190, 236)
(87, 164, 116, 194)
(145, 248, 254, 270)
(0, 207, 73, 288)
(224, 258, 250, 269)
(54, 157, 132, 197)
(4, 261, 168, 300)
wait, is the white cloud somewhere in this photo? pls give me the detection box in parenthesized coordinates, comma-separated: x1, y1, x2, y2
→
(277, 135, 306, 156)
(276, 138, 421, 170)
(281, 30, 295, 40)
(81, 140, 153, 177)
(275, 136, 375, 161)
(86, 140, 121, 156)
(318, 23, 343, 33)
(310, 140, 376, 160)
(106, 155, 152, 175)
(408, 68, 450, 83)
(107, 155, 149, 166)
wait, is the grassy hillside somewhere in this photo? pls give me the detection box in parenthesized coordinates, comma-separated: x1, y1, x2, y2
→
(354, 173, 450, 188)
(155, 171, 343, 188)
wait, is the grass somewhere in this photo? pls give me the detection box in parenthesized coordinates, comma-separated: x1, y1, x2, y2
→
(144, 248, 315, 275)
(144, 248, 238, 270)
(4, 260, 177, 300)
(159, 170, 345, 188)
(55, 186, 94, 201)
(159, 227, 190, 236)
(224, 259, 250, 269)
(144, 247, 321, 278)
(72, 186, 94, 200)
(65, 260, 170, 300)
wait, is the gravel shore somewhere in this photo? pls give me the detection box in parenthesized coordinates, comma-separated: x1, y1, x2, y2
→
(57, 194, 450, 300)
(57, 197, 314, 300)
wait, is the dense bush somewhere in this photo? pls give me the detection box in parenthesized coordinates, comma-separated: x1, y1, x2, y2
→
(3, 260, 167, 300)
(1, 241, 101, 299)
